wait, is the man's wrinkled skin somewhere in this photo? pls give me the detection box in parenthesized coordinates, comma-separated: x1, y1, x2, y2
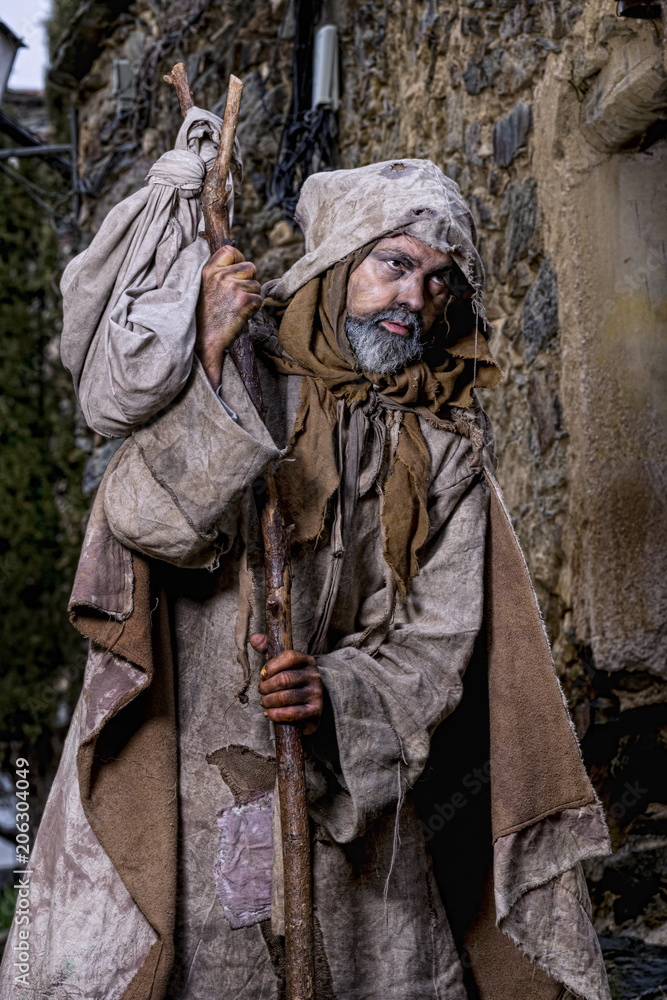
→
(196, 246, 262, 389)
(346, 234, 453, 336)
(250, 634, 323, 736)
(196, 234, 454, 735)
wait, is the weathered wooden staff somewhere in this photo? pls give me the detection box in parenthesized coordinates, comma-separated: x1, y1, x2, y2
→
(164, 63, 314, 999)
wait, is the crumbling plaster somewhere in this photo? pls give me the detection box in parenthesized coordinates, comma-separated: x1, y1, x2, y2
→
(532, 9, 667, 681)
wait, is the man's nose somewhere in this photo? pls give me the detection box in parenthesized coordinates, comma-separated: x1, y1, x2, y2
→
(396, 274, 425, 313)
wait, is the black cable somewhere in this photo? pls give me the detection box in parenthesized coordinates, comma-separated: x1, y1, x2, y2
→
(270, 0, 338, 221)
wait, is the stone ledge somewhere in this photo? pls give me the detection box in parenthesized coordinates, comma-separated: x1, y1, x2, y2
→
(581, 30, 667, 152)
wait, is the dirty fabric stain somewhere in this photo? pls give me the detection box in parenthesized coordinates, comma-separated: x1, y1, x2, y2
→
(213, 792, 274, 929)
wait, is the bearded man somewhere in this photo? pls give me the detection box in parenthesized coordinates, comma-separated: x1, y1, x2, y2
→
(0, 158, 612, 1000)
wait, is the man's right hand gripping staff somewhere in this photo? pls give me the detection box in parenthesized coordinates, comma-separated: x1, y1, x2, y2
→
(195, 246, 263, 389)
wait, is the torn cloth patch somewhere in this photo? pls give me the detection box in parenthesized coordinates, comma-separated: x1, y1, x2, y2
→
(213, 792, 273, 929)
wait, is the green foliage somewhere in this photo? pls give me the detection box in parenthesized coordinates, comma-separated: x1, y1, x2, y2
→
(0, 110, 87, 754)
(0, 886, 18, 931)
(46, 0, 81, 55)
(607, 970, 623, 1000)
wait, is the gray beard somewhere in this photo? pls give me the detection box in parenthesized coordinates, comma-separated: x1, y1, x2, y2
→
(345, 308, 424, 375)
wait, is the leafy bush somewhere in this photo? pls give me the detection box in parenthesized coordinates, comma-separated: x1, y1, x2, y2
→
(0, 105, 87, 767)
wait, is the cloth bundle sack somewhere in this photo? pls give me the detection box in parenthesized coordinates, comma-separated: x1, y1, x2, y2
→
(60, 106, 240, 438)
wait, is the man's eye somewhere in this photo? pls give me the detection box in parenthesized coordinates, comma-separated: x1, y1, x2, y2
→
(386, 260, 403, 271)
(429, 275, 447, 290)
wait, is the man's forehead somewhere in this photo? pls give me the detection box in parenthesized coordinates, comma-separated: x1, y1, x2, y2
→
(373, 234, 452, 269)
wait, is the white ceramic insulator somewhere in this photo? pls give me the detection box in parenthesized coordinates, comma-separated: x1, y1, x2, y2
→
(311, 25, 339, 112)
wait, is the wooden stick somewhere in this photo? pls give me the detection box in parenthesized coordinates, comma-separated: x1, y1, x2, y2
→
(166, 63, 314, 1000)
(201, 76, 242, 255)
(163, 63, 194, 114)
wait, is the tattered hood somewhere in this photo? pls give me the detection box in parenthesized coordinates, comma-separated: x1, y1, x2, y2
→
(272, 158, 486, 327)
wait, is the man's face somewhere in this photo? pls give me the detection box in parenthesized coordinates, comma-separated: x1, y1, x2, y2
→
(345, 234, 453, 374)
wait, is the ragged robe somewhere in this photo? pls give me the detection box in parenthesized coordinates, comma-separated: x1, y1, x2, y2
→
(0, 350, 611, 1000)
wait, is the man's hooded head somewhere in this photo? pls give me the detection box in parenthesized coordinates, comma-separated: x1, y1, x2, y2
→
(266, 158, 497, 387)
(272, 157, 487, 333)
(265, 157, 498, 395)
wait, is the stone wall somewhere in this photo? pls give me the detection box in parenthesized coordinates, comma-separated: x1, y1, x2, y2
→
(49, 0, 667, 990)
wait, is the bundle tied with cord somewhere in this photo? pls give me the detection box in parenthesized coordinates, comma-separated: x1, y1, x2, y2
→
(60, 107, 242, 440)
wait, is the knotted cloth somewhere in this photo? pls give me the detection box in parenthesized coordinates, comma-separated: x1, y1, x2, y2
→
(60, 106, 241, 438)
(264, 243, 501, 599)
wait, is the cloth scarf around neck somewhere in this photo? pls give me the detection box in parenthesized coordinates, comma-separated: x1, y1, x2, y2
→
(263, 246, 502, 600)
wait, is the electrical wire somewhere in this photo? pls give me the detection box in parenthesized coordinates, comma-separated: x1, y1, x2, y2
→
(270, 106, 337, 219)
(269, 0, 338, 220)
(0, 161, 66, 220)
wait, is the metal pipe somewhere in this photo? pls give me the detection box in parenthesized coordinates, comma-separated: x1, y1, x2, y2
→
(0, 109, 72, 179)
(0, 144, 72, 159)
